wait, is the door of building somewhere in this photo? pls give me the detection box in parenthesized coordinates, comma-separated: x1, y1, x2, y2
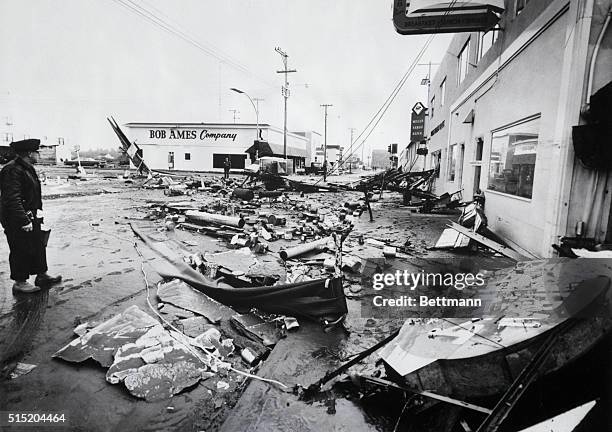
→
(457, 144, 465, 186)
(168, 151, 174, 170)
(473, 166, 482, 195)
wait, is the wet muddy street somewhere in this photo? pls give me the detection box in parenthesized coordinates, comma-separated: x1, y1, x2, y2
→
(0, 172, 609, 432)
(0, 175, 461, 431)
(0, 171, 473, 431)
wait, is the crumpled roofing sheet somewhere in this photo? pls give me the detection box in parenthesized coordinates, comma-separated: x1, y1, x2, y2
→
(54, 305, 216, 401)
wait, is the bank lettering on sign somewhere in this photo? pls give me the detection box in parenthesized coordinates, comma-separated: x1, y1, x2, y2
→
(149, 129, 237, 141)
(411, 102, 426, 142)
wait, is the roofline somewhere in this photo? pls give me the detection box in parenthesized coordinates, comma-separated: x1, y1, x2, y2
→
(124, 122, 271, 128)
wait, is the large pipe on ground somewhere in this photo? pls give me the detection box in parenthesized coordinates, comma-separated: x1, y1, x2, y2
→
(279, 237, 331, 261)
(185, 210, 245, 228)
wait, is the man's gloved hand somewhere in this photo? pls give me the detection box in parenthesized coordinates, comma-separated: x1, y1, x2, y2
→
(21, 222, 33, 232)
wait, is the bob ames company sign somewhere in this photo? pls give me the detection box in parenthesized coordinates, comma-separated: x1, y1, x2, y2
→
(149, 128, 238, 141)
(393, 0, 503, 35)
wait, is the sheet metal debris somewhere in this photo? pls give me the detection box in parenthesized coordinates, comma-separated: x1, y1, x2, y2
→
(53, 305, 159, 367)
(9, 363, 37, 379)
(157, 279, 229, 324)
(54, 306, 240, 401)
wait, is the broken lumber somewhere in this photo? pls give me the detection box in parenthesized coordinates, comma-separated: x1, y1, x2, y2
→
(447, 222, 528, 261)
(185, 210, 245, 228)
(279, 237, 330, 261)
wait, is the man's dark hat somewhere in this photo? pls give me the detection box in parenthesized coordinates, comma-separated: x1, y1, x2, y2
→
(10, 138, 40, 152)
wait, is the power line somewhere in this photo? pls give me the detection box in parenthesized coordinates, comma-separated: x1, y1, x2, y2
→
(313, 33, 436, 184)
(319, 0, 462, 182)
(109, 0, 276, 89)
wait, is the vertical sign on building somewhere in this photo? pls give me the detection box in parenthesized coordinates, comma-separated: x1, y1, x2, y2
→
(411, 102, 426, 143)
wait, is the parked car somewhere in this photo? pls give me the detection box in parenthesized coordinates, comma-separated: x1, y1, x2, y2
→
(64, 158, 106, 168)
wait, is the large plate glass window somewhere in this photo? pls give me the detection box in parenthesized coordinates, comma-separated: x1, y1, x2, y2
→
(488, 116, 540, 199)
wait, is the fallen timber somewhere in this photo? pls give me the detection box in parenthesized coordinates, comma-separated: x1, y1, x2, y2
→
(279, 237, 331, 261)
(131, 225, 348, 325)
(379, 259, 612, 400)
(185, 210, 245, 228)
(255, 172, 340, 193)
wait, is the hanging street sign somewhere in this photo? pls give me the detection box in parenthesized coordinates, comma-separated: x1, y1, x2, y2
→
(393, 0, 503, 35)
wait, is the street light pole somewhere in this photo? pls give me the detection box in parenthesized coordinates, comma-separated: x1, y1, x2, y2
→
(275, 47, 296, 162)
(230, 87, 260, 140)
(321, 104, 332, 182)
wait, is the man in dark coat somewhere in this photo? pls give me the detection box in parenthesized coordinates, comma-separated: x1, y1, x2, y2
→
(0, 139, 61, 293)
(223, 157, 231, 180)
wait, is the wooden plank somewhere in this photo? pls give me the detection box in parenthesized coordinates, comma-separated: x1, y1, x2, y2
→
(434, 228, 461, 249)
(447, 222, 529, 261)
(454, 233, 471, 248)
(361, 376, 493, 415)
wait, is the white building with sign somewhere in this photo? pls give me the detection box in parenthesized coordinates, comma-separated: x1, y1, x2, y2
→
(123, 122, 309, 173)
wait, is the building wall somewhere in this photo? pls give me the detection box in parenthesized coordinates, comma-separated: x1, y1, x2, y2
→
(313, 145, 342, 166)
(371, 149, 390, 170)
(426, 0, 559, 195)
(564, 0, 612, 242)
(293, 130, 322, 166)
(125, 123, 308, 172)
(424, 0, 609, 257)
(402, 142, 426, 172)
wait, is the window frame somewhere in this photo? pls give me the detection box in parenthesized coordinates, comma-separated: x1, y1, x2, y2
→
(448, 144, 457, 182)
(430, 95, 435, 119)
(478, 30, 498, 61)
(457, 38, 471, 85)
(487, 115, 541, 200)
(515, 0, 530, 16)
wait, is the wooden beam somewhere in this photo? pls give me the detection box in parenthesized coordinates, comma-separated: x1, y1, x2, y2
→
(447, 222, 529, 261)
(361, 376, 493, 415)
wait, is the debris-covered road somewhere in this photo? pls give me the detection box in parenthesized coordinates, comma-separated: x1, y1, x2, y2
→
(3, 168, 607, 432)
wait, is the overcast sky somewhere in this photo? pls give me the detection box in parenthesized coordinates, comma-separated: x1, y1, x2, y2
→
(0, 0, 451, 157)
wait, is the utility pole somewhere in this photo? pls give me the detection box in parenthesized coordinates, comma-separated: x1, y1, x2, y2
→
(348, 127, 356, 174)
(321, 104, 333, 182)
(253, 98, 264, 140)
(275, 47, 297, 161)
(362, 142, 365, 169)
(228, 109, 240, 123)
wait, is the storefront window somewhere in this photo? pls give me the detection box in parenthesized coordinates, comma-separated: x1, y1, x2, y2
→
(488, 116, 540, 199)
(213, 153, 247, 169)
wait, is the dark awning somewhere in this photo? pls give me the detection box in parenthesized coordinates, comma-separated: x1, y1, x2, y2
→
(245, 140, 308, 158)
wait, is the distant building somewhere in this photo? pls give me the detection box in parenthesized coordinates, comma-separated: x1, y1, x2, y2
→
(123, 123, 309, 173)
(400, 141, 426, 172)
(313, 144, 343, 168)
(371, 149, 390, 170)
(422, 0, 612, 257)
(292, 130, 322, 166)
(0, 129, 68, 165)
